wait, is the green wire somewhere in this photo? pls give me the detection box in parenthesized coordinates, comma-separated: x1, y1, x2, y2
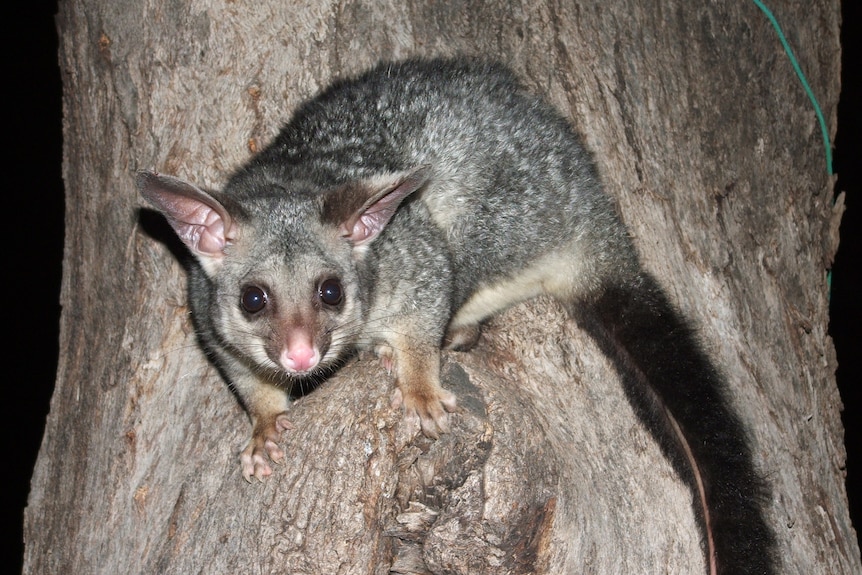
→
(752, 0, 835, 295)
(752, 0, 834, 175)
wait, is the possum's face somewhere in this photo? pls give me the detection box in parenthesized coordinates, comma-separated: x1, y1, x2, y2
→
(210, 205, 365, 381)
(137, 167, 429, 385)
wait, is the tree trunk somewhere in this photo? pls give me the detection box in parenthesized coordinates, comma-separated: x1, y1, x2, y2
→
(25, 0, 855, 573)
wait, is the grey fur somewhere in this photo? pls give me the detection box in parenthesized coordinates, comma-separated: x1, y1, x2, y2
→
(137, 57, 774, 574)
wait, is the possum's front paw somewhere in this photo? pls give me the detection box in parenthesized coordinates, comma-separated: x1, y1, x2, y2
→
(240, 413, 294, 482)
(392, 385, 457, 438)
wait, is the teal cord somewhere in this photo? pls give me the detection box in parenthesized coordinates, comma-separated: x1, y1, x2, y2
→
(751, 0, 835, 295)
(752, 0, 834, 176)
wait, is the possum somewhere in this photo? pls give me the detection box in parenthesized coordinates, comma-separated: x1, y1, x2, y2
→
(137, 57, 776, 574)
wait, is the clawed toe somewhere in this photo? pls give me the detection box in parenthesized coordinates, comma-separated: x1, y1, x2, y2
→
(240, 413, 292, 481)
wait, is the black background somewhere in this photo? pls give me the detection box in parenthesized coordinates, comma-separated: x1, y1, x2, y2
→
(6, 1, 860, 571)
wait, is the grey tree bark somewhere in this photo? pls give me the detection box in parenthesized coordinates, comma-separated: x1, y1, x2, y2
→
(24, 0, 856, 573)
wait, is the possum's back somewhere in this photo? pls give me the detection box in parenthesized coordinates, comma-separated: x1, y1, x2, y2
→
(232, 57, 634, 297)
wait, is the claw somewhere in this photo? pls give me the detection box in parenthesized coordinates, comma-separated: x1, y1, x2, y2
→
(239, 412, 292, 481)
(393, 386, 457, 439)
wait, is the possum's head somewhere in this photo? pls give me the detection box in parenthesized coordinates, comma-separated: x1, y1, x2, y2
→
(136, 167, 429, 381)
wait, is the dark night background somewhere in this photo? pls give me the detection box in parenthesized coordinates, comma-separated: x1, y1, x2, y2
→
(5, 1, 860, 571)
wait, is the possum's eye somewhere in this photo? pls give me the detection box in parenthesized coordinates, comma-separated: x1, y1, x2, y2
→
(318, 278, 343, 307)
(240, 285, 268, 314)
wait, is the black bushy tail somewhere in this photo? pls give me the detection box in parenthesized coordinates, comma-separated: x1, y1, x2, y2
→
(573, 272, 776, 575)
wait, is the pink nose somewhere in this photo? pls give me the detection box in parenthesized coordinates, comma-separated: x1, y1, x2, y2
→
(280, 344, 319, 372)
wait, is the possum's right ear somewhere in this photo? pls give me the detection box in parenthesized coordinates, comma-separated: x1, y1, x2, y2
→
(136, 170, 237, 274)
(322, 165, 431, 247)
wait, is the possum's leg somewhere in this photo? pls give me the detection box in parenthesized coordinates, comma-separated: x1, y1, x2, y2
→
(220, 361, 293, 482)
(239, 390, 293, 482)
(379, 329, 457, 438)
(391, 345, 457, 437)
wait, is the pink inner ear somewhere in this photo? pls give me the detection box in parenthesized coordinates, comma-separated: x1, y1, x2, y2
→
(173, 201, 228, 256)
(343, 191, 404, 244)
(138, 171, 235, 259)
(341, 166, 430, 246)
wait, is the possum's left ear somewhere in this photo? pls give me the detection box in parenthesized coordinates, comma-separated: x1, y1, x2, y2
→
(136, 170, 239, 275)
(322, 165, 431, 246)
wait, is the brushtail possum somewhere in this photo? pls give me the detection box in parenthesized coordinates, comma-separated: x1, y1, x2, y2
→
(137, 57, 775, 574)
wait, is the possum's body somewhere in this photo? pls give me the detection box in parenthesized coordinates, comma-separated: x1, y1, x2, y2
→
(138, 57, 776, 574)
